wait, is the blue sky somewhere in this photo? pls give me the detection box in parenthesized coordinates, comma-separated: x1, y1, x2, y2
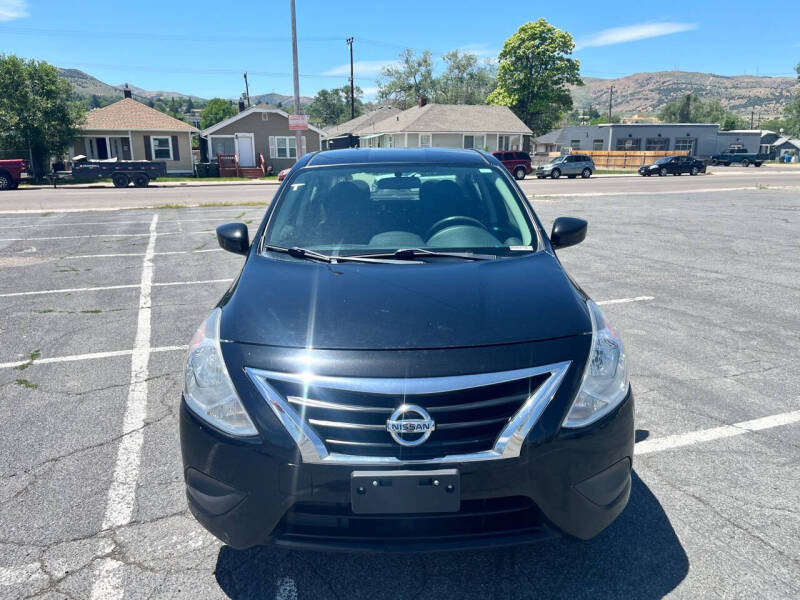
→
(1, 0, 798, 100)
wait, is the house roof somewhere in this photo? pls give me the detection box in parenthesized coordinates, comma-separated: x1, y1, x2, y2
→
(84, 98, 197, 132)
(357, 104, 532, 135)
(200, 105, 326, 136)
(324, 106, 401, 138)
(534, 128, 565, 144)
(773, 136, 800, 149)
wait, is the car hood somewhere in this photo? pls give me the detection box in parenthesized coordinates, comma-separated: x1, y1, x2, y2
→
(219, 252, 591, 350)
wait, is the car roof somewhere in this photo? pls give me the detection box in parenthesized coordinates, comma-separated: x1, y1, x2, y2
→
(306, 147, 492, 167)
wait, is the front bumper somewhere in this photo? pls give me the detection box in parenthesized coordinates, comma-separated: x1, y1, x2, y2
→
(180, 388, 634, 551)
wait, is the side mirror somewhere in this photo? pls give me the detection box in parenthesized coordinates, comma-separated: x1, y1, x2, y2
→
(216, 222, 250, 255)
(550, 217, 587, 250)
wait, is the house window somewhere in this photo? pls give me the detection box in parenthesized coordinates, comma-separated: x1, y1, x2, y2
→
(463, 135, 485, 149)
(593, 139, 604, 150)
(570, 139, 581, 149)
(386, 135, 394, 148)
(275, 136, 297, 158)
(675, 138, 695, 154)
(498, 135, 512, 151)
(210, 136, 235, 159)
(645, 137, 670, 151)
(151, 136, 173, 160)
(615, 138, 641, 151)
(420, 134, 432, 148)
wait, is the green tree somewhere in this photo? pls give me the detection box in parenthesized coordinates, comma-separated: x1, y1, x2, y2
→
(0, 54, 84, 178)
(783, 62, 800, 136)
(200, 98, 237, 129)
(186, 97, 194, 112)
(436, 50, 496, 105)
(487, 19, 583, 135)
(307, 85, 364, 126)
(658, 92, 745, 129)
(377, 49, 436, 109)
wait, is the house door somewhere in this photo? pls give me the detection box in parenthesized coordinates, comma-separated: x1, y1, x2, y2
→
(95, 138, 109, 160)
(235, 134, 255, 167)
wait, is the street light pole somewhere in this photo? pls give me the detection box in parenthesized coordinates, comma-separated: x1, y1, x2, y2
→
(608, 85, 614, 123)
(346, 37, 355, 120)
(290, 0, 302, 162)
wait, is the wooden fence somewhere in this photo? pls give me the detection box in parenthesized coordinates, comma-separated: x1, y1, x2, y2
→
(549, 150, 689, 169)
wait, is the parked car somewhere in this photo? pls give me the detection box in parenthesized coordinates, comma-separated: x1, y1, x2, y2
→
(710, 147, 766, 167)
(492, 151, 532, 180)
(536, 154, 594, 179)
(639, 155, 706, 176)
(0, 159, 31, 190)
(181, 148, 634, 551)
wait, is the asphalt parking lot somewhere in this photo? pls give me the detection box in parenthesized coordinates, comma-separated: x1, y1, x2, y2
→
(1, 181, 799, 599)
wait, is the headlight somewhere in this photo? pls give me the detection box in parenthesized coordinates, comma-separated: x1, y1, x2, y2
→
(184, 308, 257, 436)
(562, 301, 629, 428)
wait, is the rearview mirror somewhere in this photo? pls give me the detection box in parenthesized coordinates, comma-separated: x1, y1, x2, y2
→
(216, 223, 250, 255)
(550, 217, 587, 250)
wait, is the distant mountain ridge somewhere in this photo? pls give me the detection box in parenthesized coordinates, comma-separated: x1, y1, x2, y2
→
(570, 71, 798, 119)
(58, 68, 311, 106)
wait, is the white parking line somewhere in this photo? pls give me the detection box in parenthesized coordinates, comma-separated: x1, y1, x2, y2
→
(0, 205, 266, 215)
(597, 295, 654, 306)
(61, 249, 224, 259)
(0, 345, 187, 370)
(0, 230, 213, 241)
(0, 278, 232, 298)
(90, 213, 158, 600)
(635, 410, 800, 455)
(0, 217, 252, 229)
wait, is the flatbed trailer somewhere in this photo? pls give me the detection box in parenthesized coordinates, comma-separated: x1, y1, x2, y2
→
(52, 156, 167, 188)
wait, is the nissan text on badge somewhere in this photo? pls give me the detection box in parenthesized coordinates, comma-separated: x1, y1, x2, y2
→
(180, 148, 634, 551)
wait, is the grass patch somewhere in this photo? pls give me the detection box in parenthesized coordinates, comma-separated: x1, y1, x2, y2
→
(15, 349, 41, 371)
(594, 169, 639, 175)
(35, 309, 54, 314)
(144, 201, 267, 210)
(235, 211, 245, 219)
(15, 378, 39, 389)
(194, 241, 208, 250)
(80, 309, 101, 314)
(40, 212, 54, 216)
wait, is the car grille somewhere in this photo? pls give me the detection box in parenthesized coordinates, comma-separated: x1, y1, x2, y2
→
(265, 374, 549, 461)
(275, 496, 552, 549)
(246, 362, 571, 465)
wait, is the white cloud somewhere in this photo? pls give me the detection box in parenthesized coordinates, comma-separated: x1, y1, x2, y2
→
(323, 60, 398, 78)
(453, 43, 499, 60)
(576, 22, 697, 50)
(360, 86, 379, 97)
(0, 0, 28, 21)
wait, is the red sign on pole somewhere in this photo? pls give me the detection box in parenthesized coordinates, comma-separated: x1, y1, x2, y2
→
(288, 114, 309, 130)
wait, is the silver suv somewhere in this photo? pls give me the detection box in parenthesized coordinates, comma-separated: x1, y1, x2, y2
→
(536, 154, 594, 179)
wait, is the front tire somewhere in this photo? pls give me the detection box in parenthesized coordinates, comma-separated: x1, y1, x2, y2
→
(581, 168, 592, 178)
(754, 162, 762, 167)
(690, 166, 699, 175)
(112, 173, 129, 188)
(514, 166, 526, 180)
(551, 168, 561, 179)
(659, 167, 667, 177)
(741, 158, 750, 167)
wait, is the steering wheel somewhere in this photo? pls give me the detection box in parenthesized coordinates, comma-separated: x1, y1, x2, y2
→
(425, 216, 488, 240)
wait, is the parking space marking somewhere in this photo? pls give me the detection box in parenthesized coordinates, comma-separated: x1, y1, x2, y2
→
(0, 345, 186, 370)
(61, 249, 224, 259)
(0, 217, 251, 229)
(597, 295, 654, 305)
(532, 184, 800, 199)
(0, 230, 213, 241)
(0, 278, 232, 298)
(635, 410, 800, 455)
(90, 213, 158, 600)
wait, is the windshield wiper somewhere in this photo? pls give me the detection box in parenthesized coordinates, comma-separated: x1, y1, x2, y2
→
(354, 248, 496, 261)
(263, 245, 419, 264)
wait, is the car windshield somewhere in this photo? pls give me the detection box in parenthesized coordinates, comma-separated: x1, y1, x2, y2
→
(655, 157, 673, 164)
(262, 164, 538, 257)
(552, 156, 566, 163)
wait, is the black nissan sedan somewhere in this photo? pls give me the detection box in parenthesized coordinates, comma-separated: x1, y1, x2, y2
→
(639, 155, 706, 176)
(180, 148, 634, 551)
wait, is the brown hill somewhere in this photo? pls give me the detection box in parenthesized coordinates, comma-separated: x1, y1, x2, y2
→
(570, 71, 798, 119)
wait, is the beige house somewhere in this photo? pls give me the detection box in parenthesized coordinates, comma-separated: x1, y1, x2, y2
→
(200, 105, 325, 171)
(336, 102, 532, 152)
(71, 95, 197, 174)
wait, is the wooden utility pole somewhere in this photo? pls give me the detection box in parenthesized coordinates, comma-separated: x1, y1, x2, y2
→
(243, 72, 251, 107)
(290, 0, 302, 162)
(346, 37, 355, 120)
(608, 86, 614, 123)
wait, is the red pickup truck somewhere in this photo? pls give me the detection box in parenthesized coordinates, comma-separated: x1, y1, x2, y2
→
(0, 159, 31, 190)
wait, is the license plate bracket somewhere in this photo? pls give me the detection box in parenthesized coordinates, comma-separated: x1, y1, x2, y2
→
(351, 469, 460, 514)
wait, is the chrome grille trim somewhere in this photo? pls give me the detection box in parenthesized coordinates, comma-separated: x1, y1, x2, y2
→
(244, 361, 571, 466)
